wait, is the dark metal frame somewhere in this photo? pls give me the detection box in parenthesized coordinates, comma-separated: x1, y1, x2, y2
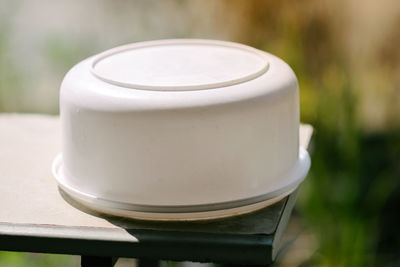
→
(0, 190, 298, 267)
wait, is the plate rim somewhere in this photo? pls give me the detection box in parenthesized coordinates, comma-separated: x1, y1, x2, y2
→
(52, 147, 310, 214)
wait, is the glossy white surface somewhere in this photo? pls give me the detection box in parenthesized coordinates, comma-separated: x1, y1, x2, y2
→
(57, 39, 310, 220)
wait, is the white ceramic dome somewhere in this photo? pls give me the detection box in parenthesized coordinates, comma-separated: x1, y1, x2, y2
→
(53, 39, 310, 220)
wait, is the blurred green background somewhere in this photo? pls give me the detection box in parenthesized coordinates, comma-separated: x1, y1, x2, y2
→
(1, 0, 400, 266)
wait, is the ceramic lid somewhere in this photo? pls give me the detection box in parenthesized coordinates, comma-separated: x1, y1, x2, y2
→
(57, 39, 308, 220)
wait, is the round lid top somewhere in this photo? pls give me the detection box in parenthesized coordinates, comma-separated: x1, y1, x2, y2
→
(91, 40, 269, 91)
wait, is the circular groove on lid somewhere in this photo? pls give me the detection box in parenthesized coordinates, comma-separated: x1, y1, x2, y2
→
(91, 39, 269, 91)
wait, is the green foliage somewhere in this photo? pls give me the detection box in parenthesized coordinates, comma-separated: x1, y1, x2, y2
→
(0, 28, 24, 112)
(0, 252, 78, 267)
(43, 35, 94, 73)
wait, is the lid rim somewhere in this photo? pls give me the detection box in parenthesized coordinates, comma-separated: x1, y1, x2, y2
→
(90, 39, 270, 91)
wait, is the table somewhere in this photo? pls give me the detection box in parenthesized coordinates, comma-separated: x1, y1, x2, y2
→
(0, 114, 312, 266)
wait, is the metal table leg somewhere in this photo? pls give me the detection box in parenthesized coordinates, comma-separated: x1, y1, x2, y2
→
(137, 259, 160, 267)
(81, 255, 118, 267)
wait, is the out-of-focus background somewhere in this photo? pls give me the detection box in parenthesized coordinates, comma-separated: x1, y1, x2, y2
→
(1, 0, 400, 266)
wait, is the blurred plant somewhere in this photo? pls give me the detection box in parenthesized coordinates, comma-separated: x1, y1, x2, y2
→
(0, 252, 78, 267)
(0, 4, 25, 112)
(43, 35, 94, 73)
